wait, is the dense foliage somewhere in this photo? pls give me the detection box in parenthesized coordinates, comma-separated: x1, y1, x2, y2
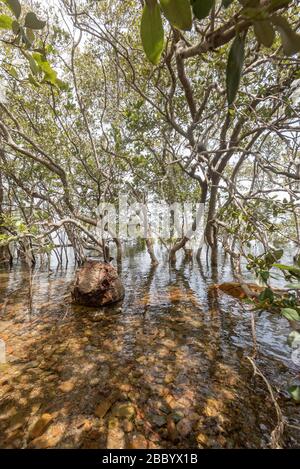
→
(0, 1, 299, 325)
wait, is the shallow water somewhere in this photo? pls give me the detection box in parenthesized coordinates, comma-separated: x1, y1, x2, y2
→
(0, 250, 299, 448)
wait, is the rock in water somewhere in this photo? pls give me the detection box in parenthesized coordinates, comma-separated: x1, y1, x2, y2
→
(72, 260, 124, 307)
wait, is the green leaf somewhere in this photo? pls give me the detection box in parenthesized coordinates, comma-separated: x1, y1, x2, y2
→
(11, 19, 20, 34)
(271, 15, 300, 56)
(265, 249, 282, 264)
(191, 0, 214, 20)
(32, 52, 58, 85)
(27, 54, 39, 75)
(258, 287, 274, 303)
(285, 283, 300, 290)
(288, 385, 300, 403)
(222, 0, 234, 7)
(254, 20, 275, 47)
(24, 12, 46, 30)
(260, 270, 270, 283)
(3, 0, 21, 19)
(269, 0, 290, 9)
(0, 14, 13, 29)
(273, 249, 284, 260)
(281, 308, 300, 321)
(273, 263, 300, 278)
(141, 0, 164, 65)
(159, 0, 192, 31)
(20, 28, 32, 48)
(26, 28, 35, 44)
(32, 52, 45, 65)
(6, 64, 18, 78)
(239, 0, 260, 5)
(28, 73, 40, 87)
(226, 34, 245, 106)
(55, 78, 69, 91)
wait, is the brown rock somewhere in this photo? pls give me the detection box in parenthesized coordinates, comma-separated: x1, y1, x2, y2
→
(27, 424, 63, 449)
(107, 418, 125, 449)
(119, 383, 131, 393)
(28, 435, 54, 449)
(164, 373, 174, 384)
(128, 433, 148, 449)
(167, 416, 178, 442)
(28, 413, 54, 440)
(204, 398, 223, 417)
(59, 379, 75, 393)
(90, 377, 101, 387)
(77, 419, 92, 432)
(9, 411, 28, 432)
(95, 392, 120, 418)
(196, 432, 208, 448)
(123, 419, 134, 433)
(95, 399, 114, 419)
(72, 260, 124, 307)
(176, 418, 193, 438)
(111, 402, 135, 419)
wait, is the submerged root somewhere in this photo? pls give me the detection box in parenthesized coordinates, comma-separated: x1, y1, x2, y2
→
(247, 356, 285, 449)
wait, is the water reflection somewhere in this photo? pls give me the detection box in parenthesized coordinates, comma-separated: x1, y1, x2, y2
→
(0, 250, 299, 448)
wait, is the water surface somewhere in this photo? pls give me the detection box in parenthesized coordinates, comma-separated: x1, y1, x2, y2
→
(0, 250, 299, 448)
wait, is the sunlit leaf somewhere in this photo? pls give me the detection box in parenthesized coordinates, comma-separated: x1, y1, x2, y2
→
(281, 308, 300, 321)
(26, 53, 39, 75)
(6, 64, 18, 78)
(159, 0, 192, 31)
(288, 385, 300, 403)
(32, 52, 58, 85)
(285, 283, 300, 290)
(0, 14, 13, 29)
(191, 0, 214, 20)
(226, 34, 245, 106)
(24, 12, 46, 30)
(141, 0, 164, 65)
(273, 263, 300, 278)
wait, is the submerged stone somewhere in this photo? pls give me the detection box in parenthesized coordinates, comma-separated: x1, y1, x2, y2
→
(111, 402, 135, 419)
(28, 413, 54, 440)
(107, 418, 125, 449)
(176, 417, 193, 437)
(72, 260, 124, 307)
(128, 433, 148, 449)
(95, 392, 120, 419)
(151, 414, 167, 427)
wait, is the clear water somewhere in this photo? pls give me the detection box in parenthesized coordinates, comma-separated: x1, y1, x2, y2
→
(0, 249, 299, 448)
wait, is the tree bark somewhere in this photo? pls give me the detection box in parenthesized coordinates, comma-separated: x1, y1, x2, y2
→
(146, 237, 159, 266)
(205, 174, 219, 248)
(169, 181, 207, 263)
